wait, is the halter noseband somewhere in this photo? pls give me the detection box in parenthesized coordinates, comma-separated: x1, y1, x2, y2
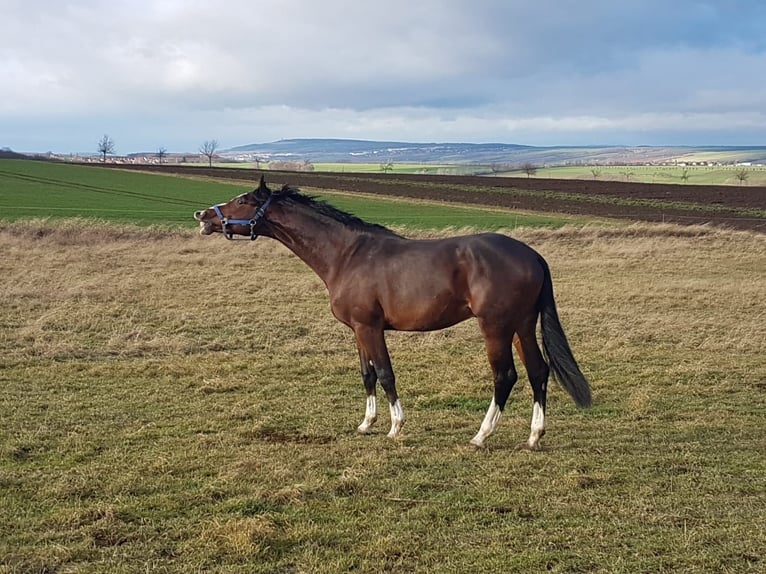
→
(212, 194, 273, 241)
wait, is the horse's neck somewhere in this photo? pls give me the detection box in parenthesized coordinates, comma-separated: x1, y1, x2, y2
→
(264, 203, 360, 284)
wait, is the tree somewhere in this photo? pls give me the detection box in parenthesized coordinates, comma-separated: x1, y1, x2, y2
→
(735, 168, 749, 185)
(590, 167, 601, 180)
(380, 161, 394, 173)
(521, 162, 537, 178)
(97, 134, 115, 163)
(680, 168, 690, 183)
(200, 139, 218, 167)
(157, 147, 167, 165)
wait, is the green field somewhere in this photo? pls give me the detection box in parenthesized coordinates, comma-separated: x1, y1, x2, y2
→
(519, 164, 766, 186)
(0, 160, 239, 226)
(214, 162, 483, 176)
(313, 163, 482, 176)
(0, 160, 589, 230)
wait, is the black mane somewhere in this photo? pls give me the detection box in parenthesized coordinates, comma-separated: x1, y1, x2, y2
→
(274, 185, 401, 237)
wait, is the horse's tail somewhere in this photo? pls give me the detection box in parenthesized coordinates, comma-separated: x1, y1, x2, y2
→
(537, 258, 592, 408)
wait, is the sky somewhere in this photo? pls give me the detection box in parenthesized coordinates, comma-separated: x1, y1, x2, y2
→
(2, 0, 766, 154)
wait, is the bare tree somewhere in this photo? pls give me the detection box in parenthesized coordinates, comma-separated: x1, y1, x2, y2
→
(380, 161, 394, 173)
(680, 168, 690, 183)
(521, 162, 538, 178)
(200, 139, 218, 167)
(97, 134, 115, 163)
(157, 147, 167, 165)
(735, 168, 749, 185)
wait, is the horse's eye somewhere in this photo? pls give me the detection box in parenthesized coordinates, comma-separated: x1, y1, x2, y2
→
(237, 197, 247, 205)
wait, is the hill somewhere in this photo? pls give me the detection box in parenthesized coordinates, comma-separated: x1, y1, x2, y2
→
(0, 148, 30, 160)
(226, 138, 531, 164)
(223, 138, 766, 166)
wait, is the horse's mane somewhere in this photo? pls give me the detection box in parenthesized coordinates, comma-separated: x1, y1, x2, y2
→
(274, 185, 401, 237)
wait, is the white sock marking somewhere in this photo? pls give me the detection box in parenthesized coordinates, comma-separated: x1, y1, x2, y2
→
(527, 401, 546, 450)
(357, 395, 378, 433)
(387, 399, 405, 438)
(470, 398, 502, 447)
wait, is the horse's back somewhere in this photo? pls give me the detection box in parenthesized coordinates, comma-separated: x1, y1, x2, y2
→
(458, 232, 544, 277)
(332, 231, 545, 332)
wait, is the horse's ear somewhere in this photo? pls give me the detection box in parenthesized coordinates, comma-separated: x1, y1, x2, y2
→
(255, 175, 270, 199)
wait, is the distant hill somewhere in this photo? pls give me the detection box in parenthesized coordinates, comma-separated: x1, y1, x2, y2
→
(222, 138, 766, 166)
(225, 138, 533, 164)
(0, 148, 30, 160)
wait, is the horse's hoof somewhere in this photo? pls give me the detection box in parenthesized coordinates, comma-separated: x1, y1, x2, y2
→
(356, 415, 377, 434)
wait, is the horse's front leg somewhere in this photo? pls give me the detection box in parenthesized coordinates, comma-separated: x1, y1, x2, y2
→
(356, 346, 378, 434)
(354, 325, 404, 438)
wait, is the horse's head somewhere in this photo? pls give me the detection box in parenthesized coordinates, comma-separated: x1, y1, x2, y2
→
(194, 175, 273, 240)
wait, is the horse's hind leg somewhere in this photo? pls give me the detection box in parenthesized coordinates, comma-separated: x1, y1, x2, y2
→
(515, 322, 550, 450)
(470, 324, 517, 448)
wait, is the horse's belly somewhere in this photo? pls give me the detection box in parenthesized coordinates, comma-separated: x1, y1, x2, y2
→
(384, 298, 473, 332)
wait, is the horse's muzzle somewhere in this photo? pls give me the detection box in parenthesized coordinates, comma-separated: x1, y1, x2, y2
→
(194, 210, 216, 235)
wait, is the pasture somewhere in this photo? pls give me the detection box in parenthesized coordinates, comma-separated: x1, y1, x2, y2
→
(1, 212, 764, 571)
(316, 163, 766, 186)
(523, 164, 766, 187)
(218, 162, 479, 176)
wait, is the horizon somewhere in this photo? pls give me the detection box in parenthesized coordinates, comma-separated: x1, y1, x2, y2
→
(7, 137, 766, 157)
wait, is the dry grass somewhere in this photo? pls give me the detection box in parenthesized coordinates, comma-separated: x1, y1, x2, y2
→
(1, 219, 764, 573)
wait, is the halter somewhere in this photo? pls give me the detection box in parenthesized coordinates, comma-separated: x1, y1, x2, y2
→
(212, 194, 273, 241)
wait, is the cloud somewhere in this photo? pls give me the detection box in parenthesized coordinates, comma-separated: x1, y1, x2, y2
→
(2, 0, 765, 151)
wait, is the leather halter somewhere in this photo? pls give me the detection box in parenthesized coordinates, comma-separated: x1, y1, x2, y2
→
(211, 195, 273, 241)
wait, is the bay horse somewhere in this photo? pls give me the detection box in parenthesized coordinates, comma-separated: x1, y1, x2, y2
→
(194, 176, 591, 449)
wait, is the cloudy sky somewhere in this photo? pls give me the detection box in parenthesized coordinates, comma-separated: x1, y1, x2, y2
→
(2, 0, 765, 153)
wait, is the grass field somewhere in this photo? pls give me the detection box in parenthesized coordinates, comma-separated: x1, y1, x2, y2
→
(520, 165, 766, 186)
(216, 162, 481, 176)
(1, 217, 764, 572)
(313, 163, 482, 176)
(0, 159, 586, 230)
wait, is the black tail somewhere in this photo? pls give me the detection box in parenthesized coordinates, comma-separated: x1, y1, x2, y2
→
(538, 258, 592, 408)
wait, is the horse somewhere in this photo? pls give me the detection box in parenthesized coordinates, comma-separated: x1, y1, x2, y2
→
(194, 176, 591, 449)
